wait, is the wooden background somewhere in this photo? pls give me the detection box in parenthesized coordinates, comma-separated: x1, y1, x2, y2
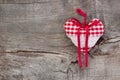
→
(0, 0, 120, 80)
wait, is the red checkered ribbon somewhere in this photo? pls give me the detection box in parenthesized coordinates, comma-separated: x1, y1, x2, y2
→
(64, 8, 104, 67)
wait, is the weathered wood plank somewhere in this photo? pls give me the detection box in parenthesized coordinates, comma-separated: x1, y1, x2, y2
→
(0, 0, 120, 80)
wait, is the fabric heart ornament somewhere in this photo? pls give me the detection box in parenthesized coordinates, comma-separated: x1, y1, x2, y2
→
(64, 8, 105, 68)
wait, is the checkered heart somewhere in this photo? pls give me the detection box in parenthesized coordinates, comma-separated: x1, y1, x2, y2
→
(64, 18, 104, 52)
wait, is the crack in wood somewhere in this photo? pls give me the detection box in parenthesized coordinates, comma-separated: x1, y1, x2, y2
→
(66, 67, 73, 80)
(0, 50, 61, 54)
(100, 37, 120, 44)
(53, 70, 67, 74)
(0, 50, 72, 57)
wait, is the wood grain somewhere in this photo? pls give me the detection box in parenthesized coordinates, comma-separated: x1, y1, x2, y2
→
(0, 0, 120, 80)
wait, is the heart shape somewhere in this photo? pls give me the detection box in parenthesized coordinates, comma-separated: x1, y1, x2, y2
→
(64, 8, 105, 68)
(64, 18, 104, 52)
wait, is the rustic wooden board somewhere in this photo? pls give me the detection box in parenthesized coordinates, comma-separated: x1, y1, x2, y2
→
(0, 0, 120, 80)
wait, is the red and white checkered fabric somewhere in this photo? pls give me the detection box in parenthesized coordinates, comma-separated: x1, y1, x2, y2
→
(64, 18, 104, 52)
